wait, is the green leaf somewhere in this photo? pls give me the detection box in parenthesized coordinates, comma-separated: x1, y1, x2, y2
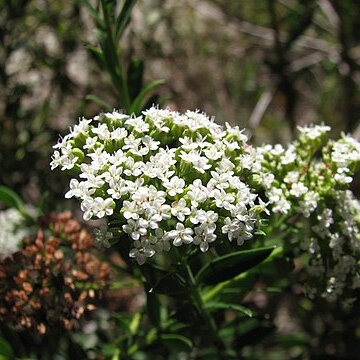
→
(254, 229, 266, 236)
(204, 301, 253, 317)
(129, 79, 165, 114)
(129, 312, 141, 335)
(127, 58, 144, 101)
(0, 186, 24, 210)
(160, 334, 193, 353)
(115, 0, 138, 42)
(0, 337, 13, 358)
(196, 246, 275, 285)
(85, 94, 113, 112)
(85, 44, 105, 67)
(82, 0, 105, 29)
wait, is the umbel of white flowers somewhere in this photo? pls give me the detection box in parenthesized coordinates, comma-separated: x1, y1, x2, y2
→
(51, 107, 269, 264)
(253, 124, 360, 305)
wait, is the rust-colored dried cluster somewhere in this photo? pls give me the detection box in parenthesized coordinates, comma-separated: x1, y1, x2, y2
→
(0, 212, 111, 334)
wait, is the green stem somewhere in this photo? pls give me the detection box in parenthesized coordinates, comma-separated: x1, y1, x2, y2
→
(101, 0, 131, 111)
(181, 258, 226, 357)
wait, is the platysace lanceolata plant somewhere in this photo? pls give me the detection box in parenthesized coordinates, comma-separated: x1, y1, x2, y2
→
(254, 125, 360, 304)
(51, 107, 269, 264)
(50, 110, 360, 358)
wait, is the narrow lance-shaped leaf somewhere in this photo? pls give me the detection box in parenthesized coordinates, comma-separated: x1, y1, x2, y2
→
(129, 312, 141, 335)
(129, 79, 165, 114)
(86, 95, 113, 112)
(115, 0, 138, 42)
(81, 0, 105, 29)
(0, 186, 24, 211)
(160, 334, 193, 353)
(204, 301, 253, 317)
(196, 246, 275, 286)
(85, 44, 106, 68)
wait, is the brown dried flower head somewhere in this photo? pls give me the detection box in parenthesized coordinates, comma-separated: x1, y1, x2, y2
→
(0, 211, 111, 334)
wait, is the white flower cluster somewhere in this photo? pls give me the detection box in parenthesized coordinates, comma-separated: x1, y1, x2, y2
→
(330, 134, 360, 185)
(0, 208, 28, 260)
(254, 125, 360, 218)
(254, 124, 360, 303)
(51, 107, 268, 264)
(306, 190, 360, 304)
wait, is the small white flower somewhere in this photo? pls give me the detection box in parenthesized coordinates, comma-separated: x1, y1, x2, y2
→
(65, 179, 95, 199)
(215, 158, 235, 174)
(211, 189, 235, 210)
(93, 197, 115, 218)
(300, 191, 319, 217)
(267, 188, 283, 203)
(61, 153, 78, 171)
(167, 223, 194, 246)
(163, 176, 185, 196)
(259, 173, 275, 189)
(207, 171, 230, 191)
(334, 170, 352, 184)
(102, 165, 123, 183)
(289, 182, 308, 197)
(171, 198, 191, 221)
(284, 171, 299, 184)
(104, 110, 129, 122)
(71, 118, 92, 137)
(109, 149, 127, 165)
(149, 228, 171, 252)
(193, 223, 217, 252)
(83, 136, 98, 150)
(297, 124, 330, 140)
(272, 198, 291, 214)
(122, 134, 142, 154)
(125, 116, 150, 133)
(123, 219, 148, 240)
(81, 197, 115, 220)
(123, 201, 140, 220)
(187, 179, 208, 206)
(281, 146, 297, 165)
(203, 146, 222, 160)
(111, 128, 128, 140)
(92, 123, 111, 141)
(123, 157, 144, 177)
(142, 135, 160, 152)
(107, 179, 129, 199)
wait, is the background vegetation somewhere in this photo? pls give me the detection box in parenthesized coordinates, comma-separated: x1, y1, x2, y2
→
(2, 0, 360, 199)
